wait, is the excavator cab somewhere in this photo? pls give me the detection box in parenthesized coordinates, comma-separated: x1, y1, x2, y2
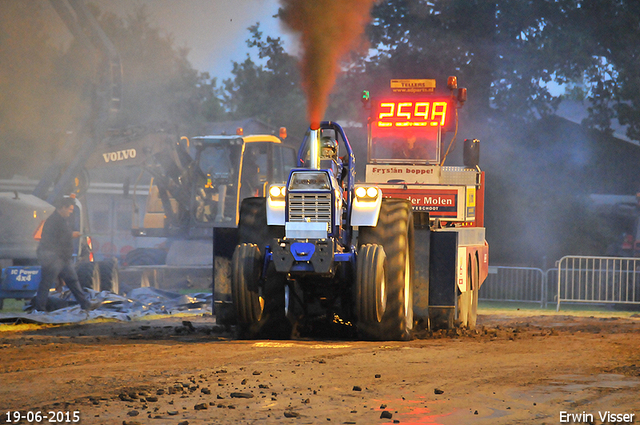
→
(132, 133, 296, 235)
(194, 139, 241, 224)
(189, 134, 297, 228)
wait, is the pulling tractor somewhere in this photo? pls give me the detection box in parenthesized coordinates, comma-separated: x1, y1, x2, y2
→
(231, 77, 488, 340)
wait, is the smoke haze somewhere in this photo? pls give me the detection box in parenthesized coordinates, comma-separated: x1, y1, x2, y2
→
(279, 0, 376, 128)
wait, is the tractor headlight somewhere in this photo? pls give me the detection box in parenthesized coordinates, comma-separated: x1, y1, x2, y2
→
(269, 184, 286, 201)
(355, 185, 379, 201)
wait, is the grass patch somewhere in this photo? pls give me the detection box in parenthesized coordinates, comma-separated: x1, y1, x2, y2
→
(176, 288, 211, 295)
(479, 300, 640, 318)
(0, 298, 29, 313)
(0, 323, 58, 333)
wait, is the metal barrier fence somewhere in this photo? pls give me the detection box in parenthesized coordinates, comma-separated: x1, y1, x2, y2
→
(556, 256, 640, 311)
(479, 257, 640, 310)
(479, 266, 547, 307)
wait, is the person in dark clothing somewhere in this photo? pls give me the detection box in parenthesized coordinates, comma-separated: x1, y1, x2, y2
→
(34, 197, 92, 311)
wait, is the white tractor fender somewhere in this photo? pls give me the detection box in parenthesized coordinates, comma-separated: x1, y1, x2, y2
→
(266, 194, 285, 225)
(350, 186, 383, 226)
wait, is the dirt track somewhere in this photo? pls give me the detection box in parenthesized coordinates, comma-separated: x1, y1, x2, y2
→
(1, 311, 639, 425)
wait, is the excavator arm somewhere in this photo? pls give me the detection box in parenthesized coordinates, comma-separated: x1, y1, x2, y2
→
(32, 0, 122, 204)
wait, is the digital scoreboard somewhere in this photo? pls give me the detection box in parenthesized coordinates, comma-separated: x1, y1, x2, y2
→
(373, 98, 455, 132)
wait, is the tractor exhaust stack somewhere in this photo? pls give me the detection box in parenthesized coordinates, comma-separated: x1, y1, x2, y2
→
(308, 126, 321, 170)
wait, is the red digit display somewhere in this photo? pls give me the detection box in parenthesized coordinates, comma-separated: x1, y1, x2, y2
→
(373, 98, 454, 132)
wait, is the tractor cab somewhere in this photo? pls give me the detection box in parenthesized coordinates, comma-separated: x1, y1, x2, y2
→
(268, 123, 359, 247)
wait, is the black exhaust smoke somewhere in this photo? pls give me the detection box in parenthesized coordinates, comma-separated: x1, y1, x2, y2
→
(279, 0, 377, 129)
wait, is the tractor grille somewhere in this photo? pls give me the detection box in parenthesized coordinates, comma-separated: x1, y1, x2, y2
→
(288, 192, 332, 223)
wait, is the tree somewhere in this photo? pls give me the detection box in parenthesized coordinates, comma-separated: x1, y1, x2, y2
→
(81, 4, 222, 128)
(364, 0, 561, 123)
(0, 3, 221, 179)
(0, 2, 65, 178)
(539, 1, 640, 141)
(222, 24, 307, 136)
(365, 0, 640, 140)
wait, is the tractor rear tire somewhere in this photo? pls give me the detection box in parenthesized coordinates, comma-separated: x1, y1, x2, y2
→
(98, 258, 120, 294)
(232, 243, 263, 326)
(238, 197, 284, 254)
(76, 262, 101, 292)
(358, 199, 414, 341)
(355, 244, 387, 324)
(233, 198, 289, 339)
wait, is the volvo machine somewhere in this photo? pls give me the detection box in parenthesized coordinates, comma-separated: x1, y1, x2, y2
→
(0, 0, 298, 308)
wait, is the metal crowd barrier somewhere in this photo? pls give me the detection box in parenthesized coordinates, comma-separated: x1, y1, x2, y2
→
(556, 256, 640, 311)
(479, 266, 547, 307)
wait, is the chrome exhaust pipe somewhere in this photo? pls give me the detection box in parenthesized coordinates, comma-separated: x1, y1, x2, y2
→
(308, 127, 321, 170)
